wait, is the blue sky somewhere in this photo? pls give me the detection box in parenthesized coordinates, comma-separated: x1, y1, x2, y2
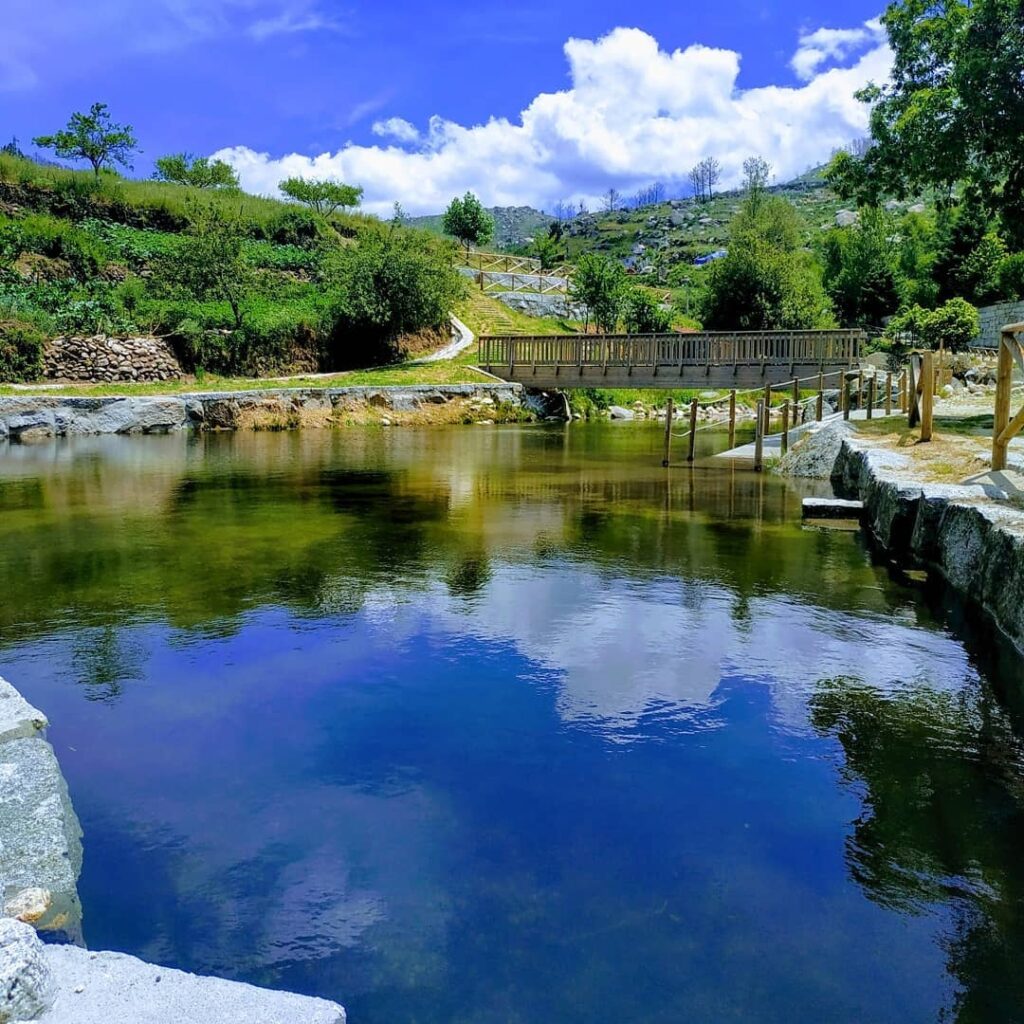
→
(1, 1, 889, 214)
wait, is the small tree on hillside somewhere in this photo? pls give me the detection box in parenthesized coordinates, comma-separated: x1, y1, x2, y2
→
(155, 153, 239, 190)
(571, 253, 626, 333)
(699, 157, 722, 201)
(279, 176, 363, 216)
(743, 156, 772, 200)
(603, 187, 622, 213)
(442, 192, 494, 254)
(33, 102, 137, 178)
(622, 288, 672, 333)
(152, 201, 254, 330)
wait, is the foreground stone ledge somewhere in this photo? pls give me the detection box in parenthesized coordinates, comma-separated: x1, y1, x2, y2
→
(0, 383, 525, 441)
(0, 739, 83, 942)
(833, 435, 1024, 650)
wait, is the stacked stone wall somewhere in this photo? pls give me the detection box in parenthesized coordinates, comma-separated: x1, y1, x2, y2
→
(43, 335, 182, 383)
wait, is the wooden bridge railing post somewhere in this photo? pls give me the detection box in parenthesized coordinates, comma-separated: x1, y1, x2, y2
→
(687, 399, 699, 462)
(662, 397, 675, 468)
(754, 400, 765, 473)
(728, 389, 737, 449)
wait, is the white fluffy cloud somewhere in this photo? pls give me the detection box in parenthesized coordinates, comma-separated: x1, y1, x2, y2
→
(216, 24, 892, 217)
(791, 18, 886, 81)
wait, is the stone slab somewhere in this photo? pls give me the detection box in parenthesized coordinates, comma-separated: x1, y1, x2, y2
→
(802, 497, 864, 519)
(40, 945, 346, 1024)
(0, 677, 47, 745)
(0, 739, 82, 941)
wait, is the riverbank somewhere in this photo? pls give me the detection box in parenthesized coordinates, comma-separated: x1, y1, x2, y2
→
(0, 383, 532, 441)
(0, 674, 347, 1024)
(777, 417, 1024, 651)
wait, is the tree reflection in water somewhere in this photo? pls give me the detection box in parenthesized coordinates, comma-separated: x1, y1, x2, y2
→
(810, 675, 1024, 1023)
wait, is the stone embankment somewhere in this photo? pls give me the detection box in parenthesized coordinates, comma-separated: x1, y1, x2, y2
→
(0, 383, 525, 442)
(0, 674, 347, 1024)
(43, 336, 182, 383)
(780, 423, 1024, 650)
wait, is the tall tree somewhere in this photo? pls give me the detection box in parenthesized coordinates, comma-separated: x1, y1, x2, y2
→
(441, 192, 494, 253)
(829, 0, 1024, 247)
(33, 102, 137, 178)
(698, 157, 722, 201)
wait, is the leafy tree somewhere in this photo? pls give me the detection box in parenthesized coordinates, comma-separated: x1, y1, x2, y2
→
(571, 253, 626, 333)
(532, 233, 562, 270)
(322, 225, 463, 363)
(742, 156, 772, 196)
(154, 153, 239, 190)
(152, 201, 255, 329)
(829, 0, 1024, 247)
(622, 288, 671, 334)
(886, 297, 979, 355)
(701, 194, 834, 330)
(441, 192, 494, 252)
(279, 176, 363, 216)
(33, 103, 137, 178)
(821, 207, 902, 329)
(998, 252, 1024, 300)
(932, 201, 1007, 304)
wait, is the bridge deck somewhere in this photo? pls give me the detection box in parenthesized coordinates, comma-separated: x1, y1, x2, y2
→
(479, 330, 863, 390)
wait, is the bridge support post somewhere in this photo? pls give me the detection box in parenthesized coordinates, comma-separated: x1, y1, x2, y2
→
(728, 390, 737, 450)
(687, 399, 699, 462)
(754, 401, 765, 473)
(662, 397, 675, 468)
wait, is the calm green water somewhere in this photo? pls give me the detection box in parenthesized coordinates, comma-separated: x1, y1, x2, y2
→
(1, 424, 1023, 1023)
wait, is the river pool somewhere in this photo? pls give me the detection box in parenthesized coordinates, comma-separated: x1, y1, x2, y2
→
(1, 424, 1022, 1023)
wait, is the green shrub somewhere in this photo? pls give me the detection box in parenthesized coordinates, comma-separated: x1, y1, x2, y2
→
(243, 240, 318, 273)
(998, 253, 1024, 300)
(322, 226, 463, 366)
(0, 320, 45, 381)
(15, 213, 106, 279)
(622, 288, 672, 333)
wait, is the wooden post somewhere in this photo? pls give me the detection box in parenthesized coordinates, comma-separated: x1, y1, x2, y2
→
(885, 372, 893, 416)
(920, 350, 934, 442)
(728, 389, 737, 450)
(781, 401, 790, 455)
(867, 375, 876, 420)
(817, 372, 824, 422)
(843, 374, 852, 421)
(857, 369, 864, 410)
(901, 368, 909, 413)
(754, 400, 765, 473)
(792, 377, 800, 412)
(763, 382, 772, 433)
(993, 330, 1014, 471)
(687, 398, 699, 462)
(662, 397, 675, 467)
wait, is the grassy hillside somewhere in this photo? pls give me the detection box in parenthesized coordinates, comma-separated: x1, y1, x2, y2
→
(0, 153, 464, 382)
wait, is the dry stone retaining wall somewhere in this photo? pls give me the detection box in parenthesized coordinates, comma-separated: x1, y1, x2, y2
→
(43, 335, 182, 383)
(975, 300, 1024, 349)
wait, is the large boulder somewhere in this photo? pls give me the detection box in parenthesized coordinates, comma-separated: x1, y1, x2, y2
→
(776, 420, 852, 479)
(0, 918, 54, 1023)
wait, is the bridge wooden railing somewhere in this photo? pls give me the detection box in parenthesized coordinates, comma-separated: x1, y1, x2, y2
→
(479, 330, 863, 374)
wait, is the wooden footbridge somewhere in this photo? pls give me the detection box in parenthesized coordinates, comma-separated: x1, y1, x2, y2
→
(479, 330, 864, 389)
